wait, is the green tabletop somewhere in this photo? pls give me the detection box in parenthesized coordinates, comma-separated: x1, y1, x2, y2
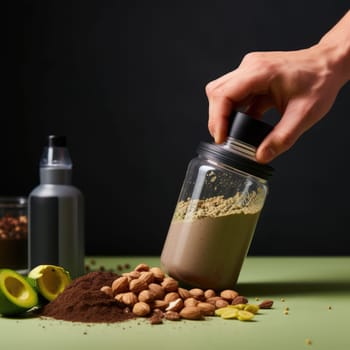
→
(1, 256, 349, 350)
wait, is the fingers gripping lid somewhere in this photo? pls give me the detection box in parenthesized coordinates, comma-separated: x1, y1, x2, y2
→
(228, 111, 273, 147)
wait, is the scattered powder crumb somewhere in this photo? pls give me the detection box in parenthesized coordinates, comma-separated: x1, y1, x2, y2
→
(305, 338, 312, 345)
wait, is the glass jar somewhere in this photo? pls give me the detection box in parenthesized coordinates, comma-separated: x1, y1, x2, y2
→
(0, 196, 28, 272)
(160, 111, 273, 290)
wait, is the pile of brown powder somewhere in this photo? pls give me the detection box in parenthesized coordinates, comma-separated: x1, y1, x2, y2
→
(40, 271, 136, 323)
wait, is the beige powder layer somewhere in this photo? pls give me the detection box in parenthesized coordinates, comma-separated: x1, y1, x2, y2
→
(161, 192, 263, 290)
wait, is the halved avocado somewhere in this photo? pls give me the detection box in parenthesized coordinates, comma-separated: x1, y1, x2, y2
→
(0, 269, 38, 316)
(28, 265, 71, 302)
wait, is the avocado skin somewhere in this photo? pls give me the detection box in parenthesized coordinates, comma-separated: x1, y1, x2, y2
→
(0, 269, 39, 316)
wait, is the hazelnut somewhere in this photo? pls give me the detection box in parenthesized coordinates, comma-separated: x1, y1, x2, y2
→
(133, 302, 151, 317)
(204, 289, 216, 299)
(220, 289, 239, 301)
(206, 296, 222, 305)
(189, 288, 205, 300)
(215, 299, 229, 308)
(161, 277, 179, 292)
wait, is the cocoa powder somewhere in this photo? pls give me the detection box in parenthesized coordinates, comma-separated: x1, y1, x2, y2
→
(40, 271, 136, 323)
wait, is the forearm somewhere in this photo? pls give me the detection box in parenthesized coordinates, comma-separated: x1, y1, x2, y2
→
(317, 10, 350, 85)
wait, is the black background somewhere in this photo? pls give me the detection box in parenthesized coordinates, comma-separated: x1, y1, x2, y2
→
(4, 1, 350, 256)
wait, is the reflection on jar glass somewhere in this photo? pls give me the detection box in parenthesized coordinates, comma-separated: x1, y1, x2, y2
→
(0, 196, 28, 272)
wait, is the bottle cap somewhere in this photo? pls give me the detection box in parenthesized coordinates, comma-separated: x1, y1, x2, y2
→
(228, 111, 273, 147)
(48, 135, 67, 147)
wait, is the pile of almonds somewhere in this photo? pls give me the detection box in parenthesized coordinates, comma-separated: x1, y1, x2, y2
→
(100, 263, 273, 324)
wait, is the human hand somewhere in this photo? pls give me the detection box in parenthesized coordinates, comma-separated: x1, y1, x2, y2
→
(206, 44, 348, 164)
(206, 9, 350, 164)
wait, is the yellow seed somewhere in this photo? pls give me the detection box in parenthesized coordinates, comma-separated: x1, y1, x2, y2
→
(221, 308, 239, 319)
(284, 310, 289, 315)
(305, 338, 312, 345)
(237, 310, 255, 321)
(281, 298, 285, 302)
(215, 307, 230, 316)
(233, 303, 246, 310)
(328, 306, 332, 310)
(284, 307, 289, 311)
(244, 304, 260, 314)
(255, 297, 260, 301)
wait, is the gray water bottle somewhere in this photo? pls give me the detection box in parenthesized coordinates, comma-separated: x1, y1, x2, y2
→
(28, 135, 85, 278)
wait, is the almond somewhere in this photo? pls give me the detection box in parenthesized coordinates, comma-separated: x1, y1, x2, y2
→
(197, 302, 215, 316)
(161, 277, 179, 292)
(135, 263, 150, 272)
(129, 278, 148, 294)
(100, 285, 113, 297)
(149, 310, 163, 324)
(259, 300, 274, 309)
(164, 292, 180, 303)
(165, 298, 184, 312)
(178, 287, 191, 300)
(165, 310, 181, 321)
(139, 271, 155, 285)
(121, 292, 138, 306)
(114, 293, 125, 303)
(184, 297, 199, 307)
(148, 283, 165, 299)
(111, 276, 129, 294)
(180, 306, 203, 320)
(150, 267, 165, 282)
(232, 295, 248, 305)
(138, 289, 156, 303)
(122, 270, 140, 281)
(152, 299, 169, 310)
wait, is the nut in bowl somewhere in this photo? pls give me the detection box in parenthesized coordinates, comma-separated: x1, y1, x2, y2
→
(0, 196, 28, 273)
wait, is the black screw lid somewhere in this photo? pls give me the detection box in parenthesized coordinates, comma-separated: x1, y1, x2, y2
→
(47, 135, 67, 147)
(197, 141, 274, 179)
(196, 111, 274, 179)
(228, 111, 273, 147)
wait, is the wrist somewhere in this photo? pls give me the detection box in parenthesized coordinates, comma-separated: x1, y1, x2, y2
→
(317, 12, 350, 85)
